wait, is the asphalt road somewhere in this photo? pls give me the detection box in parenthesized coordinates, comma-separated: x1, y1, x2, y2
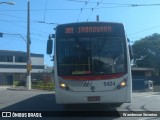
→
(0, 88, 160, 120)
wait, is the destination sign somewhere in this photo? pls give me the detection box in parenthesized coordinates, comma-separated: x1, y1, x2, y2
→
(65, 26, 112, 34)
(56, 23, 125, 38)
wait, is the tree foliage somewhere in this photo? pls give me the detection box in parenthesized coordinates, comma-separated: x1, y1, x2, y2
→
(132, 33, 160, 75)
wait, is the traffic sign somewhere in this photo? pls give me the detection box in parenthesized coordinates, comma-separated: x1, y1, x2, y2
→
(27, 64, 32, 71)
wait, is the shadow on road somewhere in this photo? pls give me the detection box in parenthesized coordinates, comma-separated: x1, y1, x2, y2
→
(0, 93, 121, 118)
(1, 93, 57, 111)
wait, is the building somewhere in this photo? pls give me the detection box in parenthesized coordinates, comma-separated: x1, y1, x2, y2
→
(44, 65, 54, 83)
(132, 67, 155, 91)
(0, 50, 44, 86)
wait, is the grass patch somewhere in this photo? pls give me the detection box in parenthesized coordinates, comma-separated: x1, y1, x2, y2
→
(32, 80, 54, 91)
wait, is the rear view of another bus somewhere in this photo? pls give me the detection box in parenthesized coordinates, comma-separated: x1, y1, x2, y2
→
(47, 22, 132, 106)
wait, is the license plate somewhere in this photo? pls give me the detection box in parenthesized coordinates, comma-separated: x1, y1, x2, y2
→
(87, 96, 100, 101)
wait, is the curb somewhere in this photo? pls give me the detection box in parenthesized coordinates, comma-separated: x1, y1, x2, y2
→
(7, 86, 54, 92)
(7, 86, 27, 91)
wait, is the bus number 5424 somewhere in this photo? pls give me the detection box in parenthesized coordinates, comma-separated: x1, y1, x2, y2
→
(104, 81, 115, 86)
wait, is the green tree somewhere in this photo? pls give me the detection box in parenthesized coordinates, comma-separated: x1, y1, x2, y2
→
(132, 33, 160, 76)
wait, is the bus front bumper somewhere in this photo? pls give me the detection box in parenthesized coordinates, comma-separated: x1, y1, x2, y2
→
(55, 87, 131, 104)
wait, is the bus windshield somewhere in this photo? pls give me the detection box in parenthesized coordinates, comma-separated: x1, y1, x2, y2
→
(57, 37, 127, 76)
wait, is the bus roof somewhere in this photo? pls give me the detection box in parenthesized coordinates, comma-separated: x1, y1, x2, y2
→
(57, 22, 124, 28)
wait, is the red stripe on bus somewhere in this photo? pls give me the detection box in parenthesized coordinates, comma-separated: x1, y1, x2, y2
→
(60, 73, 124, 80)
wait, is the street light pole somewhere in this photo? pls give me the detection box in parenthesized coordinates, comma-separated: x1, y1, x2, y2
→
(27, 0, 31, 90)
(0, 1, 31, 90)
(0, 33, 27, 43)
(0, 1, 15, 5)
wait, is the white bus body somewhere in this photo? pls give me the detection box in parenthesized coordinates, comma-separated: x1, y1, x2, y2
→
(50, 22, 132, 105)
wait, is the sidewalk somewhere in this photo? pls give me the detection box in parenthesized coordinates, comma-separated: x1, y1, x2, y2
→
(6, 86, 54, 92)
(0, 86, 12, 90)
(153, 85, 160, 92)
(7, 86, 28, 91)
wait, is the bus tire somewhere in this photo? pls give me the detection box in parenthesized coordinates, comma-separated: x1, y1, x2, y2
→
(111, 103, 123, 107)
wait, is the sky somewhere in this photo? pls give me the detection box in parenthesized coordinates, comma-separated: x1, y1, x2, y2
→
(1, 0, 160, 66)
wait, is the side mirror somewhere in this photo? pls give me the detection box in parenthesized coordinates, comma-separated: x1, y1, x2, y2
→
(51, 56, 54, 61)
(129, 45, 134, 60)
(47, 39, 53, 55)
(46, 34, 55, 54)
(127, 38, 134, 60)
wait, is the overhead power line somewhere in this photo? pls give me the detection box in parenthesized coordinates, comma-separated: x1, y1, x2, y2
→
(1, 2, 160, 12)
(1, 3, 160, 12)
(68, 1, 160, 7)
(43, 0, 48, 22)
(77, 0, 89, 22)
(0, 13, 59, 25)
(0, 8, 80, 12)
(68, 0, 97, 3)
(0, 18, 58, 25)
(128, 24, 160, 36)
(87, 0, 103, 21)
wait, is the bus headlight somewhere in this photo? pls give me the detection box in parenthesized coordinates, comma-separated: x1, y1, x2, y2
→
(60, 83, 66, 88)
(60, 82, 69, 90)
(115, 78, 127, 90)
(120, 81, 126, 87)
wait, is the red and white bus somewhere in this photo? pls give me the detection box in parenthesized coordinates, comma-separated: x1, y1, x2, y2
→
(47, 22, 132, 106)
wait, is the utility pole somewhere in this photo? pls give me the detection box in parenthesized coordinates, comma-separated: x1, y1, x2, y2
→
(27, 0, 31, 90)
